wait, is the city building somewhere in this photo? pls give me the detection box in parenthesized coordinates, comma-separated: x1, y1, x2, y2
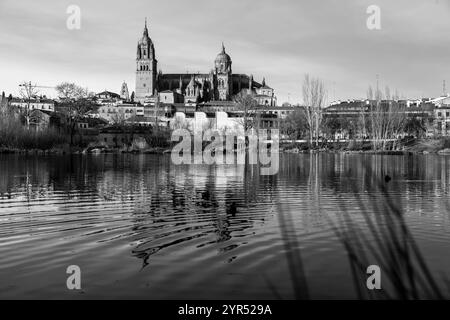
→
(95, 91, 123, 106)
(434, 105, 450, 136)
(98, 103, 144, 123)
(9, 96, 55, 112)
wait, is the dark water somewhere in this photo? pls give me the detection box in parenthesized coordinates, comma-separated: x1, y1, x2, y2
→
(1, 153, 450, 299)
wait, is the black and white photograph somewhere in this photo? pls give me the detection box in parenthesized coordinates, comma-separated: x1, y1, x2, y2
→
(1, 0, 450, 308)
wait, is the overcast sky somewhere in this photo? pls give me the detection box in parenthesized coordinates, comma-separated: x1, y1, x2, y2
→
(0, 0, 449, 104)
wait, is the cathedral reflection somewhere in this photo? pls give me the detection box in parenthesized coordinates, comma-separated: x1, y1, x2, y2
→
(1, 153, 450, 270)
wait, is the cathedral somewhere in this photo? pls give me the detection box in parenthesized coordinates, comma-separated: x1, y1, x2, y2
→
(135, 20, 277, 107)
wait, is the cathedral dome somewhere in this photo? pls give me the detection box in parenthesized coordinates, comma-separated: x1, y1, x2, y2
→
(215, 43, 231, 64)
(214, 43, 232, 74)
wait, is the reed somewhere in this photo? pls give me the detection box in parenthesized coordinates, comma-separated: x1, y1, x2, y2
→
(327, 158, 446, 299)
(275, 154, 447, 299)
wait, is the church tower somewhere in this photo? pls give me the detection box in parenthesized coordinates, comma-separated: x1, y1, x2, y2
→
(120, 81, 130, 101)
(135, 18, 157, 103)
(214, 43, 232, 101)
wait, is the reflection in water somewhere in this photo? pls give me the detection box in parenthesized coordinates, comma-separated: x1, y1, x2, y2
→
(327, 157, 447, 299)
(0, 153, 450, 299)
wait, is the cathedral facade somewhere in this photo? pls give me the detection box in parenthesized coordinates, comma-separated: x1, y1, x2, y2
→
(135, 20, 277, 107)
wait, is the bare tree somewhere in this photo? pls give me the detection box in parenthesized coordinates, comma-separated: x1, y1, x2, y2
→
(384, 86, 391, 101)
(385, 100, 407, 150)
(301, 74, 327, 147)
(19, 81, 40, 129)
(368, 85, 407, 150)
(369, 85, 385, 150)
(234, 92, 259, 133)
(393, 89, 400, 101)
(234, 92, 259, 148)
(366, 86, 374, 100)
(358, 107, 368, 140)
(56, 82, 98, 146)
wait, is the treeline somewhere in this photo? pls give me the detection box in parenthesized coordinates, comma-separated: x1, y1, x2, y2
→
(282, 104, 427, 150)
(0, 82, 98, 152)
(280, 78, 429, 151)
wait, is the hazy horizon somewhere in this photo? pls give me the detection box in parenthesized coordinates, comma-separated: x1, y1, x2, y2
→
(0, 0, 449, 104)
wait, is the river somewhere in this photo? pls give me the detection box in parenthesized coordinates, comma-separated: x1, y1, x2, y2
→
(1, 153, 449, 299)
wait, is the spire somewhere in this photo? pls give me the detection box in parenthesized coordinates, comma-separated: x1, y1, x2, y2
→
(221, 42, 225, 53)
(262, 77, 266, 87)
(143, 18, 149, 37)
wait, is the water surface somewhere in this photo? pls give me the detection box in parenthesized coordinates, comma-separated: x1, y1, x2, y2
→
(1, 153, 450, 299)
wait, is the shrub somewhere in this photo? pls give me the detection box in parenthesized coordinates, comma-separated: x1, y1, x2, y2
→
(0, 113, 68, 150)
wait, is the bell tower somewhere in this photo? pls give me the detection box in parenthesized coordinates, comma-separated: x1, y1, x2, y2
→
(214, 43, 232, 101)
(135, 18, 157, 103)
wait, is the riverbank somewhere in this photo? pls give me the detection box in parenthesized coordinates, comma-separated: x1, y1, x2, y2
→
(281, 138, 450, 155)
(3, 138, 450, 156)
(0, 145, 172, 155)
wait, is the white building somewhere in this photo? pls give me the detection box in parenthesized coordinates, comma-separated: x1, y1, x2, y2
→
(98, 103, 144, 123)
(10, 97, 55, 112)
(95, 91, 124, 106)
